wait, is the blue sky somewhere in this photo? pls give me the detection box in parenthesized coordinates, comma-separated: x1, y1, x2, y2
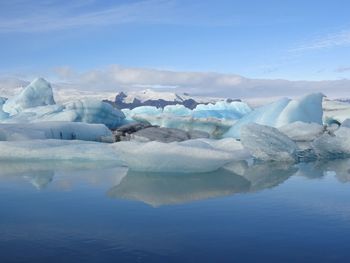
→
(1, 0, 350, 83)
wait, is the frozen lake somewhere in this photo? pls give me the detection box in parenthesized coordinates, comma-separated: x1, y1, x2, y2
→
(1, 160, 350, 262)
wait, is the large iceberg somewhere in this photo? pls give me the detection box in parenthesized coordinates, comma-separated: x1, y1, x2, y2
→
(192, 101, 251, 119)
(240, 123, 298, 162)
(0, 121, 113, 142)
(0, 78, 126, 129)
(3, 78, 55, 115)
(111, 139, 246, 173)
(224, 93, 324, 138)
(3, 99, 125, 129)
(121, 100, 251, 137)
(0, 139, 121, 162)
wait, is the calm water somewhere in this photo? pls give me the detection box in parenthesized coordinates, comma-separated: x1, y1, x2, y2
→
(1, 159, 350, 262)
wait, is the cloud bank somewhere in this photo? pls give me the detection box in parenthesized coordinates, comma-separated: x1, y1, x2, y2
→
(52, 65, 350, 99)
(1, 65, 350, 103)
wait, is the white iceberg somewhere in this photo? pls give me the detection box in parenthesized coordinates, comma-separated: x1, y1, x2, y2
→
(279, 121, 325, 142)
(163, 104, 192, 116)
(0, 139, 121, 162)
(3, 78, 55, 115)
(111, 139, 243, 173)
(224, 93, 324, 138)
(312, 127, 350, 159)
(0, 121, 113, 142)
(122, 101, 251, 137)
(192, 101, 251, 120)
(240, 123, 298, 162)
(3, 99, 125, 129)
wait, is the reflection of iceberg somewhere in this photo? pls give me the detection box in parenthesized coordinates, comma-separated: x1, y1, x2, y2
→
(226, 161, 298, 191)
(107, 162, 297, 207)
(0, 161, 128, 190)
(312, 159, 350, 183)
(108, 169, 250, 207)
(23, 171, 54, 190)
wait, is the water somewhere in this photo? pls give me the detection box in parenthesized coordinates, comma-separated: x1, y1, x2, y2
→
(1, 160, 350, 262)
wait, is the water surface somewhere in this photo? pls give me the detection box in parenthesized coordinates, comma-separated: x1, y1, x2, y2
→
(1, 159, 350, 262)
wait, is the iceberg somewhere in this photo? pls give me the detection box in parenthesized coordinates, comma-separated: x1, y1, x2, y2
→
(0, 139, 122, 162)
(224, 93, 324, 138)
(128, 106, 163, 116)
(163, 104, 192, 116)
(50, 99, 125, 129)
(3, 99, 125, 129)
(312, 127, 350, 159)
(240, 123, 298, 162)
(192, 101, 251, 120)
(0, 121, 113, 142)
(0, 97, 9, 120)
(3, 78, 55, 115)
(276, 93, 324, 126)
(111, 139, 243, 173)
(279, 121, 325, 142)
(122, 101, 251, 137)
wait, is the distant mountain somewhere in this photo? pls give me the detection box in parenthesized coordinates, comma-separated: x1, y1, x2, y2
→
(110, 89, 240, 109)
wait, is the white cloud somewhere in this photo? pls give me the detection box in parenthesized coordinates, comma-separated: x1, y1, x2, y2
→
(292, 30, 350, 52)
(1, 65, 350, 101)
(335, 66, 350, 73)
(50, 65, 350, 100)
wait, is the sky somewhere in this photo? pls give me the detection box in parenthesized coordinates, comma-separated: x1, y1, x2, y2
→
(0, 0, 350, 98)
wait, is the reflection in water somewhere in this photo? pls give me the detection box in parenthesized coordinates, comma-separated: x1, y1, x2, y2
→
(108, 169, 251, 207)
(108, 162, 298, 206)
(1, 159, 350, 262)
(0, 160, 128, 190)
(0, 159, 350, 206)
